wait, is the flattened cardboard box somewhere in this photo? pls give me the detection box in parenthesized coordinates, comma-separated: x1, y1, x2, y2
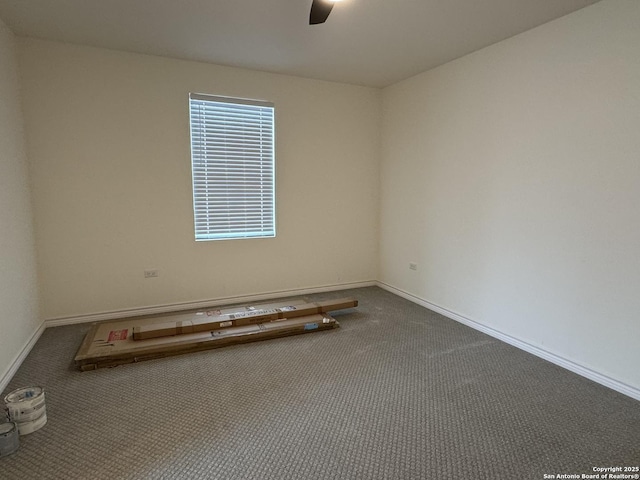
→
(133, 297, 358, 340)
(124, 297, 308, 340)
(75, 313, 338, 370)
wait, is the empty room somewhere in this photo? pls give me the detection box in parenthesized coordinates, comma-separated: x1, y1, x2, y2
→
(0, 0, 638, 478)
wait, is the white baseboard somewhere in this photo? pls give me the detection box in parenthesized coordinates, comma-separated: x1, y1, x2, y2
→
(0, 322, 46, 394)
(376, 281, 640, 402)
(45, 280, 377, 327)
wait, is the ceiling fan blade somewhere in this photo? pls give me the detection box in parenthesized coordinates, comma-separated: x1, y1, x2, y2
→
(309, 0, 334, 25)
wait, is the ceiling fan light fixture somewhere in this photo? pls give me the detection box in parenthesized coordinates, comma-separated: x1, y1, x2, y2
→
(309, 0, 342, 25)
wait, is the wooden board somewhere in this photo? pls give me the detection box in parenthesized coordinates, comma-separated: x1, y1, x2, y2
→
(74, 313, 339, 370)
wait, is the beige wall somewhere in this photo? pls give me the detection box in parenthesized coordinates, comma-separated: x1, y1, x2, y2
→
(19, 39, 380, 320)
(380, 0, 640, 391)
(0, 19, 41, 384)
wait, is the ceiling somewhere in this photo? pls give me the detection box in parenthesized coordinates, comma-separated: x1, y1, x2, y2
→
(0, 0, 600, 88)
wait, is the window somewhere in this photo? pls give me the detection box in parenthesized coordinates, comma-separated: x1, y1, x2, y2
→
(189, 93, 275, 241)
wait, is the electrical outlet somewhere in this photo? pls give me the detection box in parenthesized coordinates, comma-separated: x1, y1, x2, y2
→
(144, 269, 159, 278)
(409, 262, 418, 271)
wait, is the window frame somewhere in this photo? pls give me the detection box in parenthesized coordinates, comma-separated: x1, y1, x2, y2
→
(188, 93, 276, 242)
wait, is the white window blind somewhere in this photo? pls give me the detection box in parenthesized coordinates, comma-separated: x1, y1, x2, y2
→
(189, 93, 275, 241)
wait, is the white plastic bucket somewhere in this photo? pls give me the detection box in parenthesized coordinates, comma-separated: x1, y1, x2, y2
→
(4, 386, 47, 435)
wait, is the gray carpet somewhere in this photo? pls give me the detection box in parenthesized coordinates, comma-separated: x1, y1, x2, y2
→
(1, 286, 639, 479)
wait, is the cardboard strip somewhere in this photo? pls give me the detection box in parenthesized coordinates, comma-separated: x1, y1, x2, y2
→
(132, 297, 358, 340)
(125, 298, 309, 341)
(74, 314, 339, 371)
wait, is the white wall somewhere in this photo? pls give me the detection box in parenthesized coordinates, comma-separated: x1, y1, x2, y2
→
(18, 39, 380, 320)
(0, 19, 41, 386)
(380, 0, 640, 391)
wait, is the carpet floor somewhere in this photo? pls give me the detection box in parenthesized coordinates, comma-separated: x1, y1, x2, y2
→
(1, 286, 639, 479)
